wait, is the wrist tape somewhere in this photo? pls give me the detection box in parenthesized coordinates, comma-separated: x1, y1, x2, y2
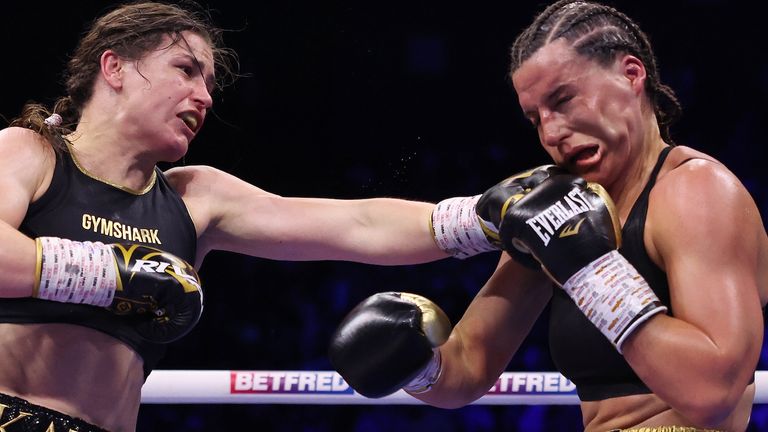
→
(404, 349, 443, 394)
(431, 195, 497, 259)
(34, 237, 117, 307)
(562, 250, 667, 353)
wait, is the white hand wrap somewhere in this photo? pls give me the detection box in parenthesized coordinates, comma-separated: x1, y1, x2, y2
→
(431, 195, 498, 259)
(562, 250, 667, 353)
(34, 237, 118, 307)
(403, 349, 443, 394)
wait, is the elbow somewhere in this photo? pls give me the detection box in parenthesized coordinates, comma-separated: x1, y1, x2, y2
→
(676, 384, 744, 427)
(684, 409, 731, 429)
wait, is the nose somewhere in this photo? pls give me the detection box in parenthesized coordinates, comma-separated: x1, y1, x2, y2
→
(193, 81, 213, 111)
(539, 111, 569, 147)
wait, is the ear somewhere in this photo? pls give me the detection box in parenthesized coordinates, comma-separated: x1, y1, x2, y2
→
(100, 50, 124, 90)
(620, 55, 647, 96)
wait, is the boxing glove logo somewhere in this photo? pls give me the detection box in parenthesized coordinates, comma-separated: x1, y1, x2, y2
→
(109, 244, 203, 318)
(524, 186, 596, 246)
(129, 258, 201, 293)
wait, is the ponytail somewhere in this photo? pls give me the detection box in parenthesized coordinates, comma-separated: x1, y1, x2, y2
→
(9, 97, 79, 153)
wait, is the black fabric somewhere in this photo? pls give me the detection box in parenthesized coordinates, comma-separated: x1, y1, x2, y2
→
(4, 149, 197, 378)
(0, 392, 109, 432)
(548, 146, 672, 401)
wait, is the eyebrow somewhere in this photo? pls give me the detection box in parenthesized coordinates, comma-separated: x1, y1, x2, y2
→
(522, 83, 570, 118)
(545, 83, 570, 104)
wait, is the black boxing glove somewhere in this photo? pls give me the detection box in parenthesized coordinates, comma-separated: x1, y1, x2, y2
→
(33, 237, 203, 343)
(496, 174, 667, 352)
(430, 165, 564, 260)
(329, 292, 451, 398)
(474, 164, 567, 267)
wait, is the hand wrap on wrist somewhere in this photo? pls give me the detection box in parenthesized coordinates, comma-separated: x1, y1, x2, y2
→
(34, 237, 117, 307)
(403, 349, 443, 394)
(431, 195, 498, 259)
(563, 250, 668, 352)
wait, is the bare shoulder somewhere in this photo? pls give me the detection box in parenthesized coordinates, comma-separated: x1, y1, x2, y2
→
(664, 145, 718, 164)
(163, 164, 220, 191)
(647, 145, 764, 267)
(0, 126, 53, 160)
(162, 165, 278, 245)
(0, 127, 56, 200)
(163, 165, 276, 199)
(655, 145, 752, 206)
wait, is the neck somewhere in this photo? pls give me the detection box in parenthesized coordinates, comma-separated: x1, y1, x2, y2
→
(68, 109, 157, 191)
(611, 118, 668, 222)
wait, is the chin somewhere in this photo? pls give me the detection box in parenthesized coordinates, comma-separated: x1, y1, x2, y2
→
(571, 156, 607, 182)
(159, 142, 189, 163)
(576, 166, 607, 186)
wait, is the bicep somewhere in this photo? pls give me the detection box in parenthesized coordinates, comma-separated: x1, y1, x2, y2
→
(652, 166, 763, 363)
(168, 165, 278, 258)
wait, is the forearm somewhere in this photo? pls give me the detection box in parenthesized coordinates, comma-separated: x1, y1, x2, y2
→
(320, 193, 501, 264)
(413, 330, 507, 408)
(414, 263, 552, 408)
(0, 223, 37, 298)
(328, 256, 550, 406)
(348, 198, 448, 264)
(217, 196, 451, 264)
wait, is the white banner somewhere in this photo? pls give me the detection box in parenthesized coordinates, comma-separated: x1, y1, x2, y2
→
(141, 370, 768, 405)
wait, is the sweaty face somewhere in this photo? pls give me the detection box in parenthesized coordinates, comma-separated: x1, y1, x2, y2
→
(118, 31, 215, 162)
(511, 39, 645, 187)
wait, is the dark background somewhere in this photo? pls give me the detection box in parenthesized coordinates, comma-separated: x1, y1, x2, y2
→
(2, 0, 767, 430)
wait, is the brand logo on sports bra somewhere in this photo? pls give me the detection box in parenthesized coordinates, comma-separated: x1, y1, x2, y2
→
(81, 214, 162, 244)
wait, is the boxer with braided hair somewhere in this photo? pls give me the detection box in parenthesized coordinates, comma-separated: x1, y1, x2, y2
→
(330, 1, 767, 431)
(509, 0, 682, 144)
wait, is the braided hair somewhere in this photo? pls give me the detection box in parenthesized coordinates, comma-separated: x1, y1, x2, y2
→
(510, 0, 681, 143)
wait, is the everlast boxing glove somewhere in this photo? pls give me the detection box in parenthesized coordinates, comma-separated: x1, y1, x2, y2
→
(33, 237, 203, 343)
(329, 292, 451, 398)
(487, 174, 667, 352)
(430, 165, 564, 260)
(474, 164, 567, 267)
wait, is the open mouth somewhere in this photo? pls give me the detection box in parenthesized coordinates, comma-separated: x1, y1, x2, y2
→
(179, 112, 199, 132)
(568, 146, 599, 167)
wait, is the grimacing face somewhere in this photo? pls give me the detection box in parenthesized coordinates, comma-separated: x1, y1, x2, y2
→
(512, 39, 648, 189)
(114, 31, 215, 162)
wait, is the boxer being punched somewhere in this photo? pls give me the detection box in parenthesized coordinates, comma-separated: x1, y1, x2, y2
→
(330, 1, 768, 431)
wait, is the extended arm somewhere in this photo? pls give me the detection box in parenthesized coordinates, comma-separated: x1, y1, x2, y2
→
(167, 164, 498, 265)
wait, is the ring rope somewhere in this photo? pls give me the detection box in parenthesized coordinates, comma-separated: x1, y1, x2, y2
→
(140, 370, 768, 405)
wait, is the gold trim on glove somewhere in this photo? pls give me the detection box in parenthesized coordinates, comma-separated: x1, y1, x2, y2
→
(400, 292, 451, 347)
